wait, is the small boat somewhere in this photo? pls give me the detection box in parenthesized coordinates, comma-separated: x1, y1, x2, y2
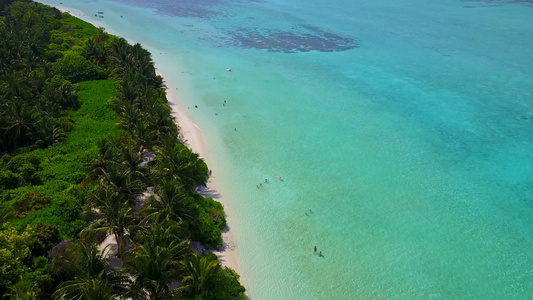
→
(97, 11, 104, 14)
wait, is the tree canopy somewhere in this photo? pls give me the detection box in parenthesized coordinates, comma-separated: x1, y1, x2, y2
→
(0, 1, 244, 298)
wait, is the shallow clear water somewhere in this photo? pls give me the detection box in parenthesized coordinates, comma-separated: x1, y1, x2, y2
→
(40, 0, 533, 298)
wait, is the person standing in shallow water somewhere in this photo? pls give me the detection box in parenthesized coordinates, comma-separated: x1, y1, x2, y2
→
(314, 246, 317, 253)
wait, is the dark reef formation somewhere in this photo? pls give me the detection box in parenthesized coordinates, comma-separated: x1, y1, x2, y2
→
(227, 25, 359, 53)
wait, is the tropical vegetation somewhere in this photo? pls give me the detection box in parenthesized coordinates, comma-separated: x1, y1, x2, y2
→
(0, 0, 244, 298)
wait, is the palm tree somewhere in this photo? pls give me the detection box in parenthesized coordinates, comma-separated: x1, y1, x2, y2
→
(30, 117, 65, 148)
(145, 101, 177, 142)
(93, 27, 109, 45)
(115, 102, 141, 132)
(178, 253, 220, 297)
(3, 276, 36, 300)
(83, 137, 121, 181)
(52, 243, 129, 300)
(151, 141, 208, 192)
(2, 99, 35, 151)
(43, 74, 79, 110)
(130, 119, 156, 155)
(124, 221, 189, 299)
(129, 43, 156, 81)
(84, 187, 136, 258)
(55, 279, 116, 300)
(142, 180, 195, 226)
(98, 164, 145, 204)
(128, 78, 152, 107)
(85, 38, 108, 66)
(118, 143, 147, 180)
(110, 38, 132, 72)
(83, 27, 109, 67)
(28, 68, 46, 97)
(115, 77, 140, 105)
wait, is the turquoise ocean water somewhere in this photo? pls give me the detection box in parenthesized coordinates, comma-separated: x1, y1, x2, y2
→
(39, 0, 533, 298)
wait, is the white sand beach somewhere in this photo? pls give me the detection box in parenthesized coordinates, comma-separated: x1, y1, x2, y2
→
(162, 77, 241, 275)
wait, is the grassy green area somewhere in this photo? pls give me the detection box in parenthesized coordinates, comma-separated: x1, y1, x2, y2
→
(60, 14, 100, 38)
(49, 13, 100, 49)
(2, 80, 120, 238)
(37, 80, 119, 182)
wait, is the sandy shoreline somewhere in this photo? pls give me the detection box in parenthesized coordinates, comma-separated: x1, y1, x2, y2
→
(162, 78, 241, 275)
(52, 4, 241, 275)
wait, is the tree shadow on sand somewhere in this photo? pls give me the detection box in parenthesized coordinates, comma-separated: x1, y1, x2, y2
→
(198, 186, 221, 199)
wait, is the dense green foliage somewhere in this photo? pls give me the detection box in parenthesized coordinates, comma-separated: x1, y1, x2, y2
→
(0, 1, 73, 152)
(52, 52, 107, 83)
(1, 79, 120, 239)
(0, 0, 244, 298)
